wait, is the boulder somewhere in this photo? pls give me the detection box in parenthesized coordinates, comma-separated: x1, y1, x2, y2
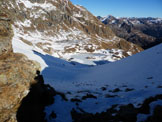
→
(0, 11, 41, 122)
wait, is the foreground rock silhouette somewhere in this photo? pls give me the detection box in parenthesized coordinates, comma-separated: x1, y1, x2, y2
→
(16, 71, 56, 122)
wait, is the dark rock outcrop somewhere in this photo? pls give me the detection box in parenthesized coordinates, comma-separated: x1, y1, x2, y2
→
(71, 104, 138, 122)
(16, 72, 56, 122)
(146, 105, 162, 122)
(71, 94, 162, 122)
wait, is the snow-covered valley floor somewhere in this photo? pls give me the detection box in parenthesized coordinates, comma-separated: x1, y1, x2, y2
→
(29, 44, 162, 122)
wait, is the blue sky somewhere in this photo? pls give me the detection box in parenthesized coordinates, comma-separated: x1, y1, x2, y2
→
(70, 0, 162, 18)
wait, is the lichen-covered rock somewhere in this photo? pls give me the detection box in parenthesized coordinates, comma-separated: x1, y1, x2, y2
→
(0, 11, 41, 122)
(0, 11, 13, 59)
(0, 53, 41, 121)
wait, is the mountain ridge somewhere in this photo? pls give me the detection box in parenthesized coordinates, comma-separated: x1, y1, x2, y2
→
(0, 0, 142, 66)
(98, 15, 162, 49)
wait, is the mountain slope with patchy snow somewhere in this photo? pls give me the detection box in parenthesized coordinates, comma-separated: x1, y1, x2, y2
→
(0, 0, 142, 66)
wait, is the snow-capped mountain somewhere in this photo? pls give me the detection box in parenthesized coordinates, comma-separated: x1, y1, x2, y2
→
(98, 15, 162, 25)
(0, 0, 142, 67)
(98, 15, 162, 49)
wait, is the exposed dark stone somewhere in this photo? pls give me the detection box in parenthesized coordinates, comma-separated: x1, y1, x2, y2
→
(146, 105, 162, 122)
(71, 94, 162, 122)
(101, 87, 107, 91)
(71, 105, 118, 122)
(50, 111, 57, 119)
(145, 85, 148, 88)
(66, 91, 72, 94)
(56, 92, 68, 101)
(105, 94, 118, 98)
(112, 88, 121, 93)
(147, 77, 153, 79)
(157, 85, 162, 88)
(138, 94, 162, 114)
(125, 88, 134, 92)
(82, 94, 97, 100)
(71, 98, 82, 102)
(116, 104, 137, 122)
(16, 72, 56, 122)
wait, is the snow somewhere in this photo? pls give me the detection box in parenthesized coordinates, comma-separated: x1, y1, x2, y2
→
(130, 20, 141, 25)
(12, 26, 48, 70)
(75, 5, 86, 12)
(61, 48, 124, 65)
(8, 0, 131, 66)
(16, 0, 56, 11)
(45, 95, 76, 122)
(149, 18, 162, 23)
(111, 20, 116, 24)
(19, 20, 32, 27)
(36, 43, 162, 121)
(12, 19, 124, 66)
(73, 12, 83, 18)
(101, 15, 113, 22)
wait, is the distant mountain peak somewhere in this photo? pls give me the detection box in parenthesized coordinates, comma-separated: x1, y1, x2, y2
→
(98, 15, 162, 49)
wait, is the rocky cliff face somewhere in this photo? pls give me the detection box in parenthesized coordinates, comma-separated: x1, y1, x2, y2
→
(98, 15, 162, 49)
(0, 0, 142, 63)
(0, 11, 13, 58)
(0, 11, 41, 122)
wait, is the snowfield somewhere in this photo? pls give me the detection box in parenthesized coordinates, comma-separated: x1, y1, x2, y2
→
(14, 39, 162, 121)
(42, 44, 162, 122)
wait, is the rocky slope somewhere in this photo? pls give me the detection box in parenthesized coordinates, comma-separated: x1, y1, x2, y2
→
(0, 10, 41, 121)
(98, 15, 162, 49)
(0, 0, 142, 65)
